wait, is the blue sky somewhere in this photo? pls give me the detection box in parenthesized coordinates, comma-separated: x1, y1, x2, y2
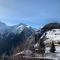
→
(0, 0, 60, 28)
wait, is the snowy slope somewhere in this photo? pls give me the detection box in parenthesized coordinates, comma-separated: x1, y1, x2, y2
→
(45, 29, 60, 43)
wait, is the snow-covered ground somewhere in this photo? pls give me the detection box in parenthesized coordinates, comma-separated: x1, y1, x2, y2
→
(45, 46, 60, 60)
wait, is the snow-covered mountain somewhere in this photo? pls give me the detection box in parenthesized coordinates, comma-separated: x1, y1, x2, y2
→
(0, 21, 35, 54)
(1, 21, 60, 55)
(0, 22, 34, 34)
(12, 23, 34, 33)
(37, 23, 60, 44)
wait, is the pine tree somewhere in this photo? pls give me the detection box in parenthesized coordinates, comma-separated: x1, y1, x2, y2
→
(50, 41, 56, 53)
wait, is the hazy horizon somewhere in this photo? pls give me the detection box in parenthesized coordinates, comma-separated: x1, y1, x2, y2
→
(0, 0, 60, 28)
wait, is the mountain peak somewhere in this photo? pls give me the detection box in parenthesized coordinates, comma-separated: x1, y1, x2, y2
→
(42, 22, 60, 31)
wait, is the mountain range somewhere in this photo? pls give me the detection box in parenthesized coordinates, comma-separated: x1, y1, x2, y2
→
(0, 22, 34, 55)
(0, 21, 60, 55)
